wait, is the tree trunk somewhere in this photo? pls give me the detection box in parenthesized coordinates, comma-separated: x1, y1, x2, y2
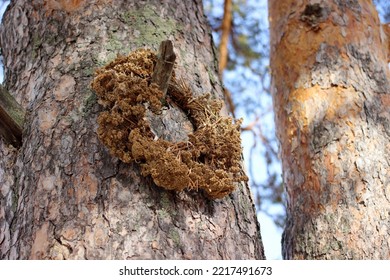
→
(0, 0, 264, 260)
(269, 0, 390, 259)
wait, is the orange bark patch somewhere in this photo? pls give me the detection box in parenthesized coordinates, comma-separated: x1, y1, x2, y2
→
(44, 0, 85, 13)
(43, 0, 113, 14)
(288, 85, 360, 132)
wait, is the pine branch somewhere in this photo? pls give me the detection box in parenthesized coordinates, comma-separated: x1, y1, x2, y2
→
(0, 85, 25, 147)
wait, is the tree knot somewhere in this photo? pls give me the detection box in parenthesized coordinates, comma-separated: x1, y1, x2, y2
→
(300, 3, 330, 30)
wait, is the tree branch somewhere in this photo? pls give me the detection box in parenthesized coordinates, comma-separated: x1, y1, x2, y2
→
(0, 85, 25, 147)
(218, 0, 236, 118)
(219, 0, 233, 74)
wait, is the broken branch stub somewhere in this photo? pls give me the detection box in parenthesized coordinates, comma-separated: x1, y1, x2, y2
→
(151, 40, 176, 97)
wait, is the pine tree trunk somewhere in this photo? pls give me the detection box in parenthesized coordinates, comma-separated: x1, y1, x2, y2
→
(0, 0, 264, 260)
(269, 0, 390, 259)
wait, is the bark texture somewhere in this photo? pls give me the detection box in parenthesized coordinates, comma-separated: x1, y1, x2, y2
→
(0, 0, 264, 260)
(269, 0, 390, 259)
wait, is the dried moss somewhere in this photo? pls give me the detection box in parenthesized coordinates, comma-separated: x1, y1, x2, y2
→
(91, 49, 247, 199)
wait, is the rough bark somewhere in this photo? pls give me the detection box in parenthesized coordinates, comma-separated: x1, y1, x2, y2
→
(269, 0, 390, 259)
(0, 0, 264, 260)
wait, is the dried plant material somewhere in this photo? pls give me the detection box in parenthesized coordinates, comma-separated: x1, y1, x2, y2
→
(91, 48, 247, 199)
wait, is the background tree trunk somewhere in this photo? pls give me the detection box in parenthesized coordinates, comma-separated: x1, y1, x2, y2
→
(269, 0, 390, 259)
(0, 0, 264, 260)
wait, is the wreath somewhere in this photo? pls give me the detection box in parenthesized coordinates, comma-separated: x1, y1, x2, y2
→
(91, 49, 247, 199)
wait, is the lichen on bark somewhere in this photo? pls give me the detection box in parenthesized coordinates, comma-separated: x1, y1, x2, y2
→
(120, 4, 181, 47)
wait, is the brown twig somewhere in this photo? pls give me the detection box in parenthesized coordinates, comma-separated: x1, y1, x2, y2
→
(218, 0, 236, 118)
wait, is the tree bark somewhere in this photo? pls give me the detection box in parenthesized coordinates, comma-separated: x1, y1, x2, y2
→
(0, 0, 264, 260)
(269, 0, 390, 259)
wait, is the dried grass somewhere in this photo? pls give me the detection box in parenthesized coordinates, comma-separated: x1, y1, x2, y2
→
(91, 49, 247, 199)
